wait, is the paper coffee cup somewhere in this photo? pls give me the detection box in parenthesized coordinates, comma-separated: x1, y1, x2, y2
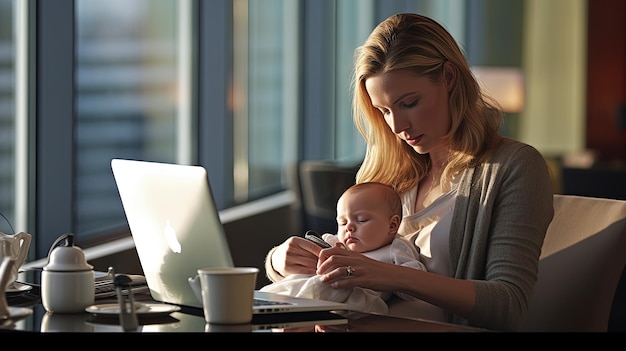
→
(197, 267, 258, 324)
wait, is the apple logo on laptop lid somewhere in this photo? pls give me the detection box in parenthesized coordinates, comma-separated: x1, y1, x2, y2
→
(164, 219, 182, 253)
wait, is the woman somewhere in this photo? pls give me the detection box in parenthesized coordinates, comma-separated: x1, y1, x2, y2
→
(265, 13, 554, 331)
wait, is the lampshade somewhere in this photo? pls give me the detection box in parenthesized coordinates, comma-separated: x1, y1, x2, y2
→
(471, 66, 525, 113)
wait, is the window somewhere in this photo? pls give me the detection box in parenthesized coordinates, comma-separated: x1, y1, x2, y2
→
(233, 0, 296, 201)
(75, 0, 184, 237)
(0, 0, 18, 235)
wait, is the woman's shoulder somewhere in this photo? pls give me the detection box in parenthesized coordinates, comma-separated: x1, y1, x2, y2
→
(491, 137, 544, 162)
(482, 137, 552, 187)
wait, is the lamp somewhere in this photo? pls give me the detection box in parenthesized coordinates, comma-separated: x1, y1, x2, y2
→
(471, 66, 525, 113)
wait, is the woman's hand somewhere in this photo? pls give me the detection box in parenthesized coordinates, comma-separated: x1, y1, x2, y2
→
(270, 236, 323, 277)
(316, 246, 396, 291)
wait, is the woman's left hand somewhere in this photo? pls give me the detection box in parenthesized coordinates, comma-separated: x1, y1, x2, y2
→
(316, 245, 390, 290)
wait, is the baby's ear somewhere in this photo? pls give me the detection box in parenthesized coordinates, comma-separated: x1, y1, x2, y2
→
(388, 214, 401, 234)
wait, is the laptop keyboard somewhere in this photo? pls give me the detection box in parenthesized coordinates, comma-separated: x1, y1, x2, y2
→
(254, 298, 292, 306)
(95, 279, 149, 299)
(94, 269, 149, 299)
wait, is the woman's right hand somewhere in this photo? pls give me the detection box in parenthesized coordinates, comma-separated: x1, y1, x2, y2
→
(271, 236, 323, 277)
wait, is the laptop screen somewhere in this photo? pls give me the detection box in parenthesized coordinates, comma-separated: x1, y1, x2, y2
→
(111, 158, 233, 309)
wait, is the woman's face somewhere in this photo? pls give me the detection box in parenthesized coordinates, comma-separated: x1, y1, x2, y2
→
(365, 67, 452, 156)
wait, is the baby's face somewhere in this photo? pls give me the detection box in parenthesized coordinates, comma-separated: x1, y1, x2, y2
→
(335, 187, 396, 253)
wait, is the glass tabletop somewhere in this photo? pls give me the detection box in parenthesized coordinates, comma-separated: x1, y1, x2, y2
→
(3, 284, 485, 333)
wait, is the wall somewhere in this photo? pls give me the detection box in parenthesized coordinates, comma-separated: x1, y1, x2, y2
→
(521, 0, 587, 157)
(587, 0, 626, 163)
(521, 0, 626, 164)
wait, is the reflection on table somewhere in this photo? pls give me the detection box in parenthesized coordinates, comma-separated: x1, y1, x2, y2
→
(12, 309, 487, 333)
(5, 285, 486, 333)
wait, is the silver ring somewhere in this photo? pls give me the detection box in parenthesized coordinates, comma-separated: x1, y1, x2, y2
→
(346, 266, 354, 277)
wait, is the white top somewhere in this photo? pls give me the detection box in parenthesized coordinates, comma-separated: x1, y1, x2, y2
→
(399, 187, 456, 276)
(398, 176, 460, 276)
(388, 179, 458, 322)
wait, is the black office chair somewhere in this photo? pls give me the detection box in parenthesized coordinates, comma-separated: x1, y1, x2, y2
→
(289, 160, 360, 235)
(561, 166, 626, 200)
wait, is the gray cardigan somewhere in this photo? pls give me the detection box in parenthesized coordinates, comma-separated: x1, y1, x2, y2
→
(448, 137, 554, 331)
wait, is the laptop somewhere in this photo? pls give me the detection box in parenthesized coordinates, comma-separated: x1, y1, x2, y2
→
(110, 158, 347, 317)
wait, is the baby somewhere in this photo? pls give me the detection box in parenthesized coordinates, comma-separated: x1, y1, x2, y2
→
(261, 182, 425, 314)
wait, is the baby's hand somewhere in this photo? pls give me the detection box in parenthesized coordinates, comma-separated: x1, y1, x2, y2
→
(332, 241, 347, 250)
(322, 233, 347, 250)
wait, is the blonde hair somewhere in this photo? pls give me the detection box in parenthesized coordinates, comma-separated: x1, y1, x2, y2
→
(351, 13, 503, 193)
